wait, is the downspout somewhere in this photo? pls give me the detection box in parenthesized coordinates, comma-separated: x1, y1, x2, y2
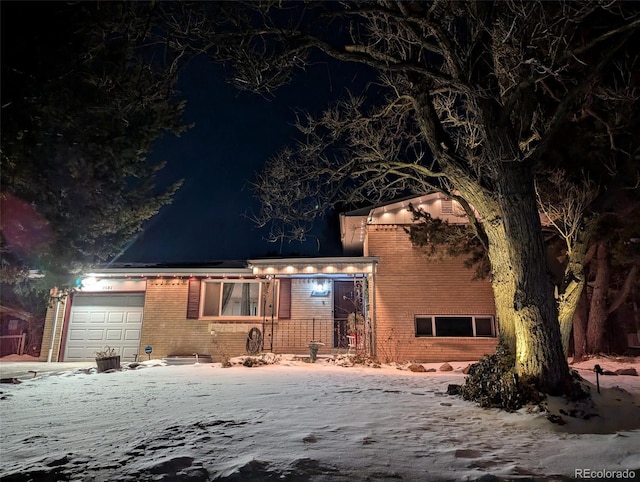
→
(47, 295, 62, 362)
(370, 268, 377, 359)
(271, 275, 276, 352)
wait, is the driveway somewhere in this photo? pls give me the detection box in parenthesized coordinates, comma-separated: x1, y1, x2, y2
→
(0, 361, 97, 380)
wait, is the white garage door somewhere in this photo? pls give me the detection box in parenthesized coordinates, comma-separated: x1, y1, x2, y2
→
(64, 293, 145, 362)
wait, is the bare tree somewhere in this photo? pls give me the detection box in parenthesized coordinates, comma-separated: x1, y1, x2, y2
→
(534, 38, 640, 357)
(536, 169, 599, 355)
(150, 1, 640, 395)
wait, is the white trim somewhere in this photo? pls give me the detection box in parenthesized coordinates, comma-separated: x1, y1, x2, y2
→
(415, 315, 495, 338)
(84, 267, 251, 278)
(200, 279, 275, 320)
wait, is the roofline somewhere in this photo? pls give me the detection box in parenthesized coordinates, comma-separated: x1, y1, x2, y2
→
(341, 192, 440, 217)
(84, 267, 252, 277)
(248, 257, 378, 276)
(247, 256, 378, 266)
(82, 258, 379, 278)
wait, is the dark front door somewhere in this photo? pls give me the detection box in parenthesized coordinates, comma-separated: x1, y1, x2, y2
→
(333, 281, 356, 348)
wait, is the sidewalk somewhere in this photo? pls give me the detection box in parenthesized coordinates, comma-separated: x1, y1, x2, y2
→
(0, 361, 97, 380)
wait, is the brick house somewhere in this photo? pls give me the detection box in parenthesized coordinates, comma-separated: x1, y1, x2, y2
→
(40, 193, 497, 363)
(340, 193, 497, 362)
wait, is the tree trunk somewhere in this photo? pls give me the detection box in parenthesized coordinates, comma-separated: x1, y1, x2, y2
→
(459, 162, 570, 393)
(495, 164, 569, 393)
(572, 289, 588, 362)
(412, 88, 569, 394)
(586, 242, 610, 353)
(557, 233, 589, 356)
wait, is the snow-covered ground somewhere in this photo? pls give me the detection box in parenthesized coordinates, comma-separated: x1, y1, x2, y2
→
(1, 354, 639, 481)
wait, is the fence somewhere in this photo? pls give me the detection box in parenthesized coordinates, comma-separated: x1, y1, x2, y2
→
(0, 333, 26, 357)
(261, 318, 353, 355)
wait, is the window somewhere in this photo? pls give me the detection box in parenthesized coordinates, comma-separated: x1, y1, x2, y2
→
(415, 315, 495, 337)
(415, 317, 433, 336)
(201, 281, 274, 318)
(474, 317, 494, 337)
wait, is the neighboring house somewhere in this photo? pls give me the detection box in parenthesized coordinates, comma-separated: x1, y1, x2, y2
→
(40, 193, 497, 363)
(0, 305, 35, 357)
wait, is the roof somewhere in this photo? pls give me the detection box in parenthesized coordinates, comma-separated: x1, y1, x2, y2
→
(339, 193, 471, 254)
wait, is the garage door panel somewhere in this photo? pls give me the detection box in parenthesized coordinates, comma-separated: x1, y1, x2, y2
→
(68, 329, 88, 340)
(107, 312, 125, 323)
(126, 312, 142, 323)
(106, 329, 124, 341)
(64, 293, 144, 362)
(66, 347, 88, 359)
(66, 345, 105, 359)
(122, 346, 139, 360)
(124, 329, 140, 341)
(71, 311, 91, 322)
(87, 329, 106, 340)
(89, 312, 106, 323)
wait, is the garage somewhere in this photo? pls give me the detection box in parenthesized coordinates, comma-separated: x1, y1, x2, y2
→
(64, 293, 144, 362)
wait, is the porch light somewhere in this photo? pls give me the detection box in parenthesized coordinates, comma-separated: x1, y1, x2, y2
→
(82, 276, 98, 288)
(311, 280, 330, 296)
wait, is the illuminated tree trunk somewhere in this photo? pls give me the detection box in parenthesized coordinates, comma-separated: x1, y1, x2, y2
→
(557, 234, 589, 356)
(466, 162, 570, 393)
(413, 89, 570, 393)
(484, 225, 518, 356)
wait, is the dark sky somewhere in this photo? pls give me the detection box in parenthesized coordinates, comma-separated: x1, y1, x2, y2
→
(116, 56, 364, 264)
(1, 1, 373, 265)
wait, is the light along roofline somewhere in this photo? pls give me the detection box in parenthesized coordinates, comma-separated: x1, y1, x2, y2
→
(248, 257, 378, 276)
(83, 267, 252, 278)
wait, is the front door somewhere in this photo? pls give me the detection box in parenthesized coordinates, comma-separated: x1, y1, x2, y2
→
(333, 281, 357, 348)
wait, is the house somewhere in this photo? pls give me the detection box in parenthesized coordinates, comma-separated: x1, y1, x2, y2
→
(340, 193, 497, 362)
(40, 193, 497, 363)
(0, 305, 34, 358)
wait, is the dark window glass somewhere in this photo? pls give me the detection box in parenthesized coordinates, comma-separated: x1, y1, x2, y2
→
(475, 317, 494, 336)
(415, 317, 433, 336)
(435, 316, 473, 337)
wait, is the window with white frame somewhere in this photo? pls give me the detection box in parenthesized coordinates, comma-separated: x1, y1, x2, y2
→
(201, 281, 275, 318)
(415, 315, 495, 337)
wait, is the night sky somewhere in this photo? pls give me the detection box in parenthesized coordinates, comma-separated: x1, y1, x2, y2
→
(116, 56, 364, 264)
(1, 1, 372, 265)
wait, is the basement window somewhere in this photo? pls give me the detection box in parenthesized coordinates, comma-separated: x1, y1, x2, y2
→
(415, 315, 495, 337)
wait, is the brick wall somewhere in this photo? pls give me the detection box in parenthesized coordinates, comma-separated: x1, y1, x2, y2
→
(141, 279, 266, 363)
(40, 277, 345, 363)
(367, 225, 497, 362)
(39, 296, 68, 361)
(141, 278, 339, 360)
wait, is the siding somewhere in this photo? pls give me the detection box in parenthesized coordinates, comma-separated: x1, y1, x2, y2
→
(290, 279, 333, 320)
(367, 225, 497, 362)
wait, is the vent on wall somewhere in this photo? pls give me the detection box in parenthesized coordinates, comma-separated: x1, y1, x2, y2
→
(441, 199, 453, 215)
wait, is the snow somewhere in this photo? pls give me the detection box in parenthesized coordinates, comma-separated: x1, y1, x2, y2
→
(1, 354, 639, 481)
